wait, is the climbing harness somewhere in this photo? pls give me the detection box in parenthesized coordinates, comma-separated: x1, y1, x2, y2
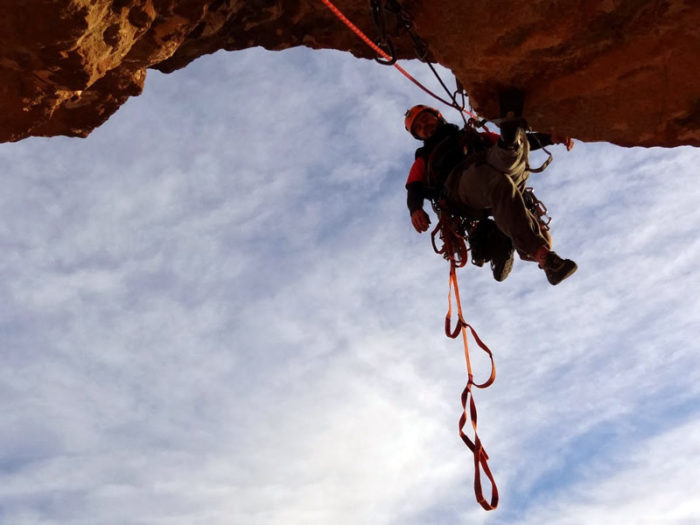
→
(431, 208, 499, 511)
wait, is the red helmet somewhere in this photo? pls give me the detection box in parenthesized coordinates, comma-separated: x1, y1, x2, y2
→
(404, 105, 444, 138)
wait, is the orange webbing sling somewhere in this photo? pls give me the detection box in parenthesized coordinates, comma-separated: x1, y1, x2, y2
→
(432, 212, 499, 511)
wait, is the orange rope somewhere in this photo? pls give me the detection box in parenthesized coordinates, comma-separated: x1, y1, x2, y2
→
(318, 0, 480, 119)
(434, 214, 499, 511)
(448, 263, 499, 511)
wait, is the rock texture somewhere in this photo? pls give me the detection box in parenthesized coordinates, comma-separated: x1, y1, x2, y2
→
(1, 0, 698, 146)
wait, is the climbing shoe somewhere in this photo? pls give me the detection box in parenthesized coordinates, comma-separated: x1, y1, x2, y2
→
(540, 251, 578, 285)
(491, 245, 515, 282)
(468, 218, 513, 281)
(488, 223, 515, 282)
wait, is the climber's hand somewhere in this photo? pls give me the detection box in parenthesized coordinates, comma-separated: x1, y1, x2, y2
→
(411, 209, 431, 233)
(552, 135, 574, 151)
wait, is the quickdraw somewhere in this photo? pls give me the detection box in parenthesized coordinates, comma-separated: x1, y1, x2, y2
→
(318, 0, 481, 120)
(370, 0, 430, 63)
(369, 0, 397, 65)
(369, 0, 474, 126)
(523, 187, 552, 231)
(527, 128, 554, 174)
(431, 210, 499, 511)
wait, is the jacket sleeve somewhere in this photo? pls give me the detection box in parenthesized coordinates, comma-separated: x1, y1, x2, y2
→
(406, 156, 426, 186)
(406, 157, 427, 213)
(406, 182, 425, 213)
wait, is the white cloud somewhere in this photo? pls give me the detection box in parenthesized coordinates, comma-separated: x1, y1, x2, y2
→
(1, 46, 699, 525)
(515, 418, 700, 525)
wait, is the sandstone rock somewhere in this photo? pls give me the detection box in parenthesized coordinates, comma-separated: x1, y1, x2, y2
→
(1, 0, 698, 146)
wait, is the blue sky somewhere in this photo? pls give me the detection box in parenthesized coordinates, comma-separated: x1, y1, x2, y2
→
(1, 46, 700, 524)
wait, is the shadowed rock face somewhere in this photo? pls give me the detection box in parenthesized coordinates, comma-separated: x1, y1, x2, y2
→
(1, 0, 698, 146)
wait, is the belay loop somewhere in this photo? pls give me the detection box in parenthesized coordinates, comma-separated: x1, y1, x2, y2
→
(432, 209, 499, 511)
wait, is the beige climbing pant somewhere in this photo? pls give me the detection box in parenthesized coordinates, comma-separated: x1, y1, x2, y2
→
(444, 129, 551, 258)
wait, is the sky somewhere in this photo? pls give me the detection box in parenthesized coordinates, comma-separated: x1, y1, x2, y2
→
(1, 44, 700, 525)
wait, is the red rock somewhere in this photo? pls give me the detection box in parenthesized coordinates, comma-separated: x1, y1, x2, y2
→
(1, 0, 697, 146)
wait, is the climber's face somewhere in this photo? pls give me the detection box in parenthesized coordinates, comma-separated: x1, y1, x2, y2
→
(412, 110, 440, 140)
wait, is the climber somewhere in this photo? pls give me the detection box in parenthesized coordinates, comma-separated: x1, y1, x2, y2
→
(404, 100, 577, 285)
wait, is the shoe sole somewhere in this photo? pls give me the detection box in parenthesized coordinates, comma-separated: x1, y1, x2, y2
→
(546, 263, 578, 285)
(492, 253, 515, 282)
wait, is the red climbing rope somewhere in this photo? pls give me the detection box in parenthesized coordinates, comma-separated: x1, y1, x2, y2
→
(432, 212, 499, 511)
(318, 0, 480, 119)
